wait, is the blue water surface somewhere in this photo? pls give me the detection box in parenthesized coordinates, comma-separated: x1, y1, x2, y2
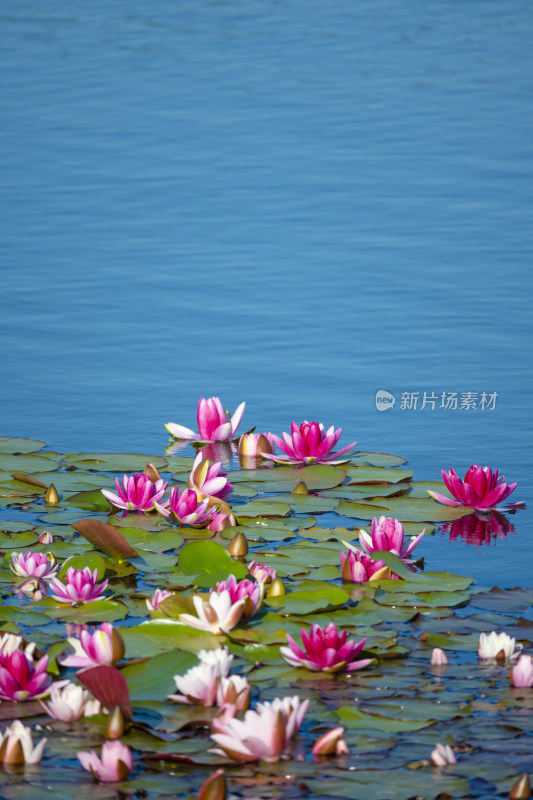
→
(1, 1, 532, 587)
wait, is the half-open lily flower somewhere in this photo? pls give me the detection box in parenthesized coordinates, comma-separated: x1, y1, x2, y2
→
(357, 517, 425, 564)
(60, 623, 125, 669)
(169, 661, 222, 706)
(207, 512, 236, 532)
(0, 648, 52, 701)
(146, 588, 173, 612)
(11, 552, 58, 580)
(280, 623, 371, 673)
(264, 421, 357, 466)
(248, 561, 277, 584)
(78, 740, 133, 782)
(40, 682, 92, 722)
(478, 631, 522, 662)
(49, 567, 108, 605)
(211, 696, 308, 762)
(238, 433, 274, 458)
(428, 466, 517, 510)
(340, 549, 391, 583)
(430, 743, 456, 766)
(101, 472, 168, 512)
(510, 655, 533, 688)
(312, 726, 349, 756)
(165, 396, 246, 443)
(179, 590, 245, 634)
(155, 487, 213, 527)
(0, 720, 46, 765)
(16, 578, 48, 602)
(215, 575, 264, 618)
(188, 453, 233, 502)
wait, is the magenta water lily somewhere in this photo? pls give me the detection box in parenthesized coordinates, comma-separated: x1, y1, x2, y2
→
(0, 647, 52, 702)
(101, 472, 168, 512)
(357, 516, 425, 564)
(165, 396, 246, 442)
(155, 486, 213, 526)
(188, 453, 233, 502)
(340, 548, 391, 583)
(428, 465, 517, 510)
(49, 567, 108, 605)
(264, 420, 357, 465)
(280, 623, 371, 673)
(215, 575, 264, 618)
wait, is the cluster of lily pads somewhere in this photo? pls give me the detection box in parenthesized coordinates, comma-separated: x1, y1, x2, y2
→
(0, 397, 529, 800)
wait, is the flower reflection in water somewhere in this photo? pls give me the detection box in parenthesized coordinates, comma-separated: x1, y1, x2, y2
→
(440, 511, 516, 546)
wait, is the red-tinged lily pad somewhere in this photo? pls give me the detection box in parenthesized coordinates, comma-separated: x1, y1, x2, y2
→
(79, 665, 133, 718)
(73, 518, 139, 559)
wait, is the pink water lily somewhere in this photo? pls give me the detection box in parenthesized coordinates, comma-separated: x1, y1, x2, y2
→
(165, 396, 246, 442)
(312, 726, 349, 756)
(340, 548, 391, 583)
(60, 623, 125, 669)
(179, 590, 245, 634)
(264, 420, 357, 465)
(0, 648, 52, 701)
(169, 661, 249, 710)
(211, 695, 308, 762)
(0, 720, 47, 765)
(11, 551, 57, 580)
(510, 655, 533, 688)
(215, 575, 264, 618)
(49, 567, 108, 605)
(188, 453, 233, 502)
(357, 516, 424, 564)
(146, 588, 173, 611)
(248, 561, 277, 584)
(207, 511, 236, 532)
(430, 743, 456, 766)
(101, 472, 168, 512)
(280, 623, 371, 673)
(78, 740, 133, 782)
(155, 487, 213, 527)
(428, 466, 517, 510)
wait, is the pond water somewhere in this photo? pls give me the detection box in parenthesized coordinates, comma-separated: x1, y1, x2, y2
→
(1, 0, 533, 623)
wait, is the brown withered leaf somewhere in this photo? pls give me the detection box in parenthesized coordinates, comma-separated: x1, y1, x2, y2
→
(73, 518, 138, 559)
(78, 665, 133, 719)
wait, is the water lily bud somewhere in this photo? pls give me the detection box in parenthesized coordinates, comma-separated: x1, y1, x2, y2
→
(45, 484, 59, 504)
(509, 773, 531, 800)
(312, 726, 349, 756)
(198, 768, 227, 800)
(431, 648, 448, 666)
(228, 532, 248, 557)
(291, 481, 309, 495)
(267, 577, 286, 597)
(106, 706, 125, 739)
(143, 463, 162, 482)
(38, 531, 54, 544)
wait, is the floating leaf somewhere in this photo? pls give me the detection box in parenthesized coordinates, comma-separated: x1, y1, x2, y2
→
(73, 519, 139, 559)
(78, 665, 133, 718)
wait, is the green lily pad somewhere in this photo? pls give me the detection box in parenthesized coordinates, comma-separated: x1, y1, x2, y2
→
(228, 465, 347, 491)
(121, 649, 198, 701)
(345, 466, 413, 484)
(234, 500, 291, 518)
(0, 453, 59, 473)
(62, 452, 168, 472)
(59, 551, 107, 581)
(0, 436, 47, 454)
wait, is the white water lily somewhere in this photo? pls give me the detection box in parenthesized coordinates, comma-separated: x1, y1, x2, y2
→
(179, 590, 245, 635)
(0, 633, 35, 658)
(0, 720, 46, 765)
(197, 647, 234, 676)
(40, 682, 92, 722)
(478, 631, 522, 661)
